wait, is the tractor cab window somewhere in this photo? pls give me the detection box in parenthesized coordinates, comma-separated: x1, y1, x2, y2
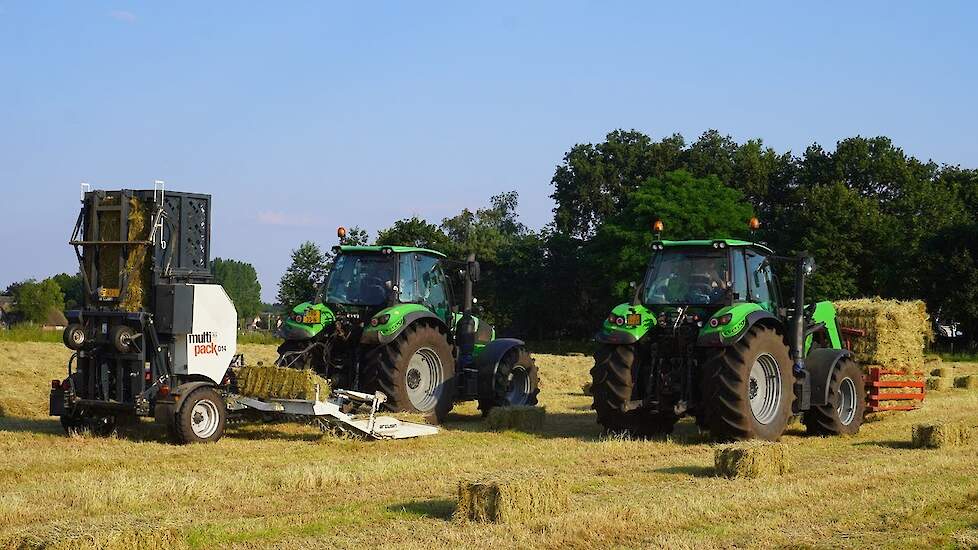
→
(398, 253, 417, 302)
(746, 251, 776, 312)
(731, 248, 749, 302)
(324, 254, 395, 306)
(416, 254, 450, 321)
(641, 248, 730, 306)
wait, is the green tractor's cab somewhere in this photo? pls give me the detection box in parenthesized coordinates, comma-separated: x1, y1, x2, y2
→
(277, 238, 538, 421)
(591, 222, 863, 441)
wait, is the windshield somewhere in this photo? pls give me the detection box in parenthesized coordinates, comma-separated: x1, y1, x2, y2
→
(641, 248, 730, 305)
(324, 254, 395, 306)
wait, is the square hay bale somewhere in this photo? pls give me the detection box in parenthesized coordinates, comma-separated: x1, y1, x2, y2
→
(484, 406, 546, 431)
(931, 366, 953, 378)
(120, 196, 152, 312)
(911, 421, 973, 448)
(924, 355, 942, 365)
(454, 472, 568, 523)
(714, 442, 790, 479)
(834, 298, 930, 372)
(926, 376, 952, 391)
(954, 375, 978, 390)
(235, 365, 330, 400)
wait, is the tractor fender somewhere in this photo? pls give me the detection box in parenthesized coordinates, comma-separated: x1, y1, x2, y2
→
(364, 310, 449, 345)
(805, 348, 854, 407)
(698, 310, 784, 347)
(475, 338, 526, 400)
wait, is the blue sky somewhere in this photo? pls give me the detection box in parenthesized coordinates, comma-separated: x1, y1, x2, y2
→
(1, 2, 975, 302)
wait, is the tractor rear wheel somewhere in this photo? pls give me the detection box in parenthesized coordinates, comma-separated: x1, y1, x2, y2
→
(361, 322, 456, 422)
(590, 344, 676, 438)
(477, 346, 540, 415)
(700, 325, 792, 441)
(802, 357, 865, 436)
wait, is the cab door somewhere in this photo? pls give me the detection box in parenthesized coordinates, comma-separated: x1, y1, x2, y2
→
(746, 250, 779, 313)
(416, 254, 452, 325)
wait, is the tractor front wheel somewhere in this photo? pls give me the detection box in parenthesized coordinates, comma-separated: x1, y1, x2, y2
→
(700, 325, 792, 441)
(802, 357, 865, 436)
(362, 323, 456, 422)
(590, 344, 676, 438)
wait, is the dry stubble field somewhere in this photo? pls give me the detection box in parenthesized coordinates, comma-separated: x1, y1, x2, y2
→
(1, 341, 978, 549)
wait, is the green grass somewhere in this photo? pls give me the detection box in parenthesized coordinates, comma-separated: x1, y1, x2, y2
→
(1, 342, 978, 548)
(0, 324, 61, 343)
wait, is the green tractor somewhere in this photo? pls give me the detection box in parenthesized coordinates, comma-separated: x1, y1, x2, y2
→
(590, 220, 865, 440)
(276, 231, 539, 421)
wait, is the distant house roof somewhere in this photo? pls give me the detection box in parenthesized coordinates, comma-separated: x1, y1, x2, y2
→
(44, 307, 68, 327)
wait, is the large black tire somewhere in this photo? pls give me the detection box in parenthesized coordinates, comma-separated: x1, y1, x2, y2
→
(802, 357, 865, 436)
(171, 387, 226, 444)
(700, 325, 792, 441)
(477, 347, 540, 415)
(361, 322, 456, 422)
(590, 344, 676, 437)
(60, 408, 116, 437)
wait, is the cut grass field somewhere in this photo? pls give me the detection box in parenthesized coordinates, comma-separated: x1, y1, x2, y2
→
(1, 342, 978, 549)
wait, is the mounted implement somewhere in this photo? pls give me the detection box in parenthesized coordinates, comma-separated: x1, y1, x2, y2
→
(275, 231, 540, 422)
(590, 218, 865, 441)
(49, 184, 440, 443)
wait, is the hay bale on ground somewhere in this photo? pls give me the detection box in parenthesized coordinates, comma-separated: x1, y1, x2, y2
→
(931, 366, 953, 378)
(925, 355, 942, 365)
(454, 472, 568, 523)
(954, 375, 978, 390)
(235, 365, 330, 400)
(484, 406, 546, 431)
(714, 442, 790, 479)
(911, 421, 973, 448)
(926, 377, 952, 391)
(834, 298, 930, 372)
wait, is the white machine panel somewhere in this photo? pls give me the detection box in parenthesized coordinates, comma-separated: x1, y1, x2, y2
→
(172, 284, 238, 384)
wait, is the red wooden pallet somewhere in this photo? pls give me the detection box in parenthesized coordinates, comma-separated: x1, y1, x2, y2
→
(864, 367, 926, 413)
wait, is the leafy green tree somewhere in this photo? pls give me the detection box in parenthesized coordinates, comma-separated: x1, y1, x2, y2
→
(339, 225, 370, 246)
(441, 191, 526, 262)
(376, 217, 455, 253)
(212, 258, 263, 321)
(14, 278, 65, 324)
(590, 170, 754, 299)
(50, 273, 84, 309)
(277, 242, 329, 307)
(921, 223, 978, 342)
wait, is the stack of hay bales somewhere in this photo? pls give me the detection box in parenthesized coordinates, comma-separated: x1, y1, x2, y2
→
(833, 298, 931, 372)
(911, 421, 973, 448)
(925, 356, 953, 391)
(91, 194, 153, 313)
(235, 365, 330, 400)
(714, 442, 790, 479)
(454, 472, 568, 523)
(485, 406, 546, 431)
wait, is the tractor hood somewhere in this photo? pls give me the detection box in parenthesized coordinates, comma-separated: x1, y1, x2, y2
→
(279, 302, 335, 340)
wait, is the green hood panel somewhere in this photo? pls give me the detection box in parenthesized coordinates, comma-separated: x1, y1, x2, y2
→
(699, 302, 764, 341)
(598, 303, 657, 342)
(282, 302, 335, 339)
(363, 303, 432, 340)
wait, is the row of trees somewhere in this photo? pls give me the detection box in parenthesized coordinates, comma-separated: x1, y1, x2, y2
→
(275, 130, 978, 344)
(5, 130, 975, 345)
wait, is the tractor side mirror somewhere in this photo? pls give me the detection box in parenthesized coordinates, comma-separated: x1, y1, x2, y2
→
(467, 260, 481, 283)
(802, 256, 816, 275)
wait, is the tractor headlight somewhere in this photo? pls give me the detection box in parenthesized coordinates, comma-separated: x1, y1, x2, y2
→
(370, 314, 391, 327)
(709, 313, 733, 328)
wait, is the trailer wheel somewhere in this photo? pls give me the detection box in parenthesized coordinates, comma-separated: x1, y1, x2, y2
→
(700, 325, 792, 441)
(361, 322, 456, 422)
(590, 344, 676, 438)
(477, 346, 540, 415)
(172, 387, 226, 444)
(802, 357, 865, 436)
